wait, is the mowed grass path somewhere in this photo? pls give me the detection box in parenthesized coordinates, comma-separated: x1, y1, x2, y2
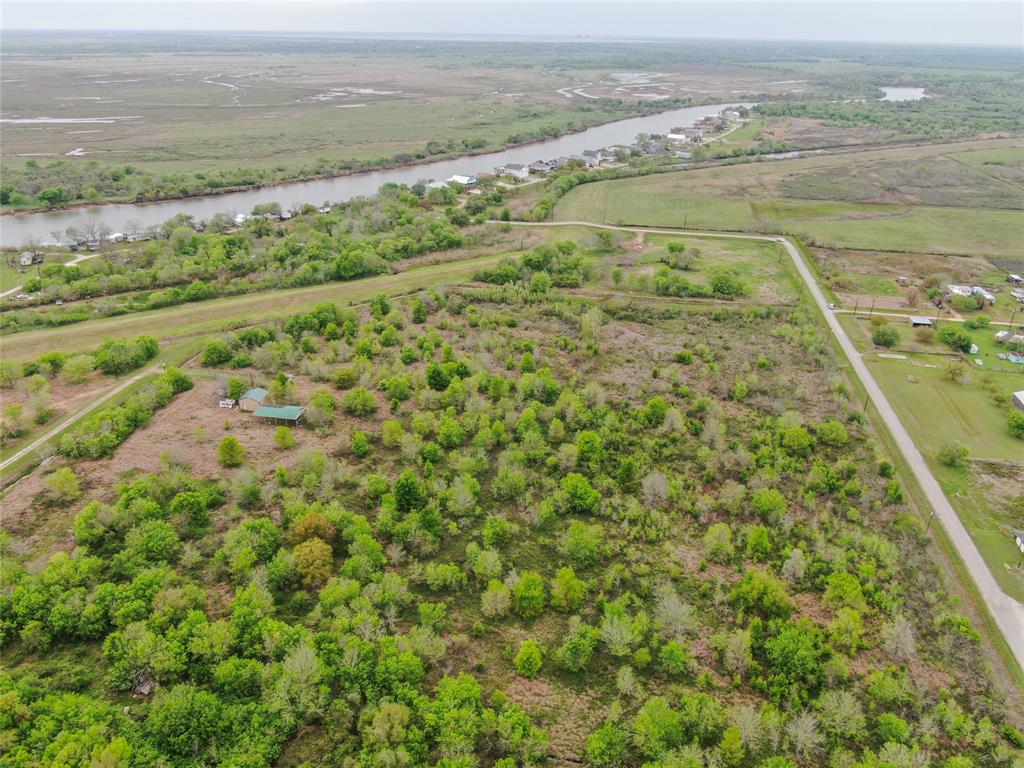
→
(1, 253, 506, 361)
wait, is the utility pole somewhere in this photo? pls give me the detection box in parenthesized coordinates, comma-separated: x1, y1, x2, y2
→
(867, 298, 875, 320)
(925, 509, 936, 533)
(853, 297, 859, 317)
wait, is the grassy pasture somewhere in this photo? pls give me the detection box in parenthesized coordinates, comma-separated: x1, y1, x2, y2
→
(839, 313, 1024, 602)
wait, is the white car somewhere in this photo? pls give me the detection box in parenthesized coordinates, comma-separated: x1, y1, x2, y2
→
(218, 399, 236, 409)
(826, 303, 837, 310)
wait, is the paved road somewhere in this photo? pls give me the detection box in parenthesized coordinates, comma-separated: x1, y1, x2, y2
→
(0, 365, 159, 475)
(506, 219, 1024, 669)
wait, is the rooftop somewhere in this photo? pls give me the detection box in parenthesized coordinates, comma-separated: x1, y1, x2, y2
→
(253, 404, 305, 420)
(241, 387, 268, 401)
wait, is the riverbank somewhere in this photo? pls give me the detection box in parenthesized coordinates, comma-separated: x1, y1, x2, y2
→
(0, 98, 717, 219)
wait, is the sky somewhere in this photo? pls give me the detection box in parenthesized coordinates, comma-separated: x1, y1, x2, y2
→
(2, 1, 1022, 46)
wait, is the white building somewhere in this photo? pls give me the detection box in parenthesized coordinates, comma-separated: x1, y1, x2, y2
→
(1013, 391, 1024, 411)
(946, 284, 973, 298)
(971, 286, 995, 303)
(495, 163, 529, 180)
(446, 174, 477, 186)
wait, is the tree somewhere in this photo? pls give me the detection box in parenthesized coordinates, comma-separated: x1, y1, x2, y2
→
(62, 355, 96, 384)
(730, 569, 792, 619)
(294, 537, 334, 588)
(1008, 410, 1024, 440)
(218, 436, 245, 467)
(45, 467, 80, 502)
(587, 722, 630, 768)
(763, 620, 827, 706)
(512, 571, 546, 619)
(274, 426, 296, 450)
(201, 339, 233, 367)
(514, 639, 543, 677)
(342, 386, 377, 416)
(559, 473, 601, 515)
(550, 566, 586, 612)
(632, 697, 683, 758)
(937, 442, 969, 467)
(146, 684, 224, 757)
(872, 325, 900, 348)
(561, 521, 604, 567)
(938, 325, 972, 353)
(38, 187, 69, 208)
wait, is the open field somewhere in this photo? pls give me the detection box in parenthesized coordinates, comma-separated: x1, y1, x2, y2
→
(4, 232, 1022, 763)
(554, 138, 1024, 256)
(838, 313, 1024, 603)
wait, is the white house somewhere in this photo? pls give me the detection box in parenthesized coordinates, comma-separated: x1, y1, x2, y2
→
(1013, 391, 1024, 411)
(495, 163, 529, 180)
(1008, 274, 1022, 285)
(946, 284, 973, 298)
(446, 174, 477, 186)
(995, 330, 1010, 343)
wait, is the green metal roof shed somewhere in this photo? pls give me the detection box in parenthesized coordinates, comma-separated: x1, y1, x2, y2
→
(253, 404, 305, 423)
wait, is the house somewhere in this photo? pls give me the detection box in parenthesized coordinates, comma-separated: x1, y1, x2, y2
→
(551, 156, 572, 169)
(495, 163, 529, 180)
(108, 232, 125, 242)
(1012, 289, 1024, 303)
(318, 206, 332, 214)
(909, 316, 934, 328)
(1013, 391, 1024, 412)
(253, 404, 306, 424)
(529, 160, 553, 175)
(446, 174, 477, 186)
(425, 180, 448, 191)
(18, 252, 34, 267)
(995, 330, 1010, 343)
(946, 284, 973, 298)
(86, 240, 100, 251)
(238, 387, 269, 412)
(579, 150, 601, 167)
(666, 127, 704, 143)
(233, 213, 250, 226)
(1008, 274, 1022, 285)
(971, 286, 995, 303)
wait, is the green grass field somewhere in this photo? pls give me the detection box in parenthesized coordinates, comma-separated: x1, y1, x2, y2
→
(556, 173, 1024, 257)
(838, 313, 1024, 602)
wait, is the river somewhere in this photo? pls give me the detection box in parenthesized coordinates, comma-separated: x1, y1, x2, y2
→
(0, 103, 747, 247)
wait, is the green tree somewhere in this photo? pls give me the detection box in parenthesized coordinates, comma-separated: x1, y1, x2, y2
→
(145, 684, 224, 757)
(872, 325, 900, 348)
(550, 566, 587, 612)
(1008, 410, 1024, 440)
(342, 386, 377, 416)
(38, 187, 69, 208)
(514, 639, 543, 677)
(559, 472, 601, 515)
(45, 467, 81, 502)
(274, 426, 296, 450)
(62, 354, 96, 384)
(218, 436, 245, 467)
(512, 571, 546, 619)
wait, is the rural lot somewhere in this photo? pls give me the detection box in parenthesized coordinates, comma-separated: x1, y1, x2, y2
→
(2, 27, 1023, 768)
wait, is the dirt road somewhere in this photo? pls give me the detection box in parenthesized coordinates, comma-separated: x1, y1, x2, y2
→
(503, 219, 1024, 670)
(0, 365, 159, 476)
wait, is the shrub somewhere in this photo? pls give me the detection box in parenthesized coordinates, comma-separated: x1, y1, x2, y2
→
(514, 639, 543, 677)
(872, 325, 900, 348)
(333, 367, 358, 389)
(937, 325, 972, 353)
(218, 436, 245, 467)
(274, 426, 295, 450)
(294, 537, 334, 588)
(559, 473, 601, 515)
(62, 354, 96, 384)
(512, 571, 546, 619)
(730, 569, 792, 619)
(201, 339, 233, 367)
(342, 386, 377, 416)
(937, 442, 968, 467)
(1008, 411, 1024, 440)
(45, 467, 80, 502)
(550, 567, 586, 612)
(146, 685, 223, 757)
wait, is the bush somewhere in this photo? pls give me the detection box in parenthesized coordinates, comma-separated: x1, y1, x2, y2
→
(62, 354, 96, 384)
(201, 339, 233, 367)
(937, 325, 972, 353)
(514, 639, 543, 677)
(274, 426, 295, 450)
(872, 325, 900, 348)
(512, 571, 546, 619)
(146, 684, 224, 757)
(218, 436, 245, 467)
(342, 386, 377, 416)
(1008, 410, 1024, 440)
(937, 442, 969, 467)
(45, 467, 81, 502)
(294, 537, 334, 588)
